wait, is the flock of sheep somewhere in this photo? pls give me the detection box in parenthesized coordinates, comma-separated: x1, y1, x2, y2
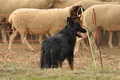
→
(0, 0, 120, 52)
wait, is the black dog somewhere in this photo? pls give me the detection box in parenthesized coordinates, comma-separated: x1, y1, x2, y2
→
(40, 17, 86, 70)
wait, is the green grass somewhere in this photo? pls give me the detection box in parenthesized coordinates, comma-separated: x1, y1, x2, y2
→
(0, 62, 120, 80)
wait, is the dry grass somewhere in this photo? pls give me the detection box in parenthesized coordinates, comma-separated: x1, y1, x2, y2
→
(0, 35, 120, 80)
(0, 63, 120, 80)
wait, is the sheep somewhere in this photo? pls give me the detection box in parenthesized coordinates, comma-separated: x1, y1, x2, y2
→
(51, 0, 81, 8)
(51, 0, 117, 9)
(51, 0, 120, 53)
(72, 0, 120, 9)
(97, 0, 120, 1)
(82, 4, 120, 48)
(8, 5, 84, 51)
(0, 0, 63, 44)
(71, 0, 120, 53)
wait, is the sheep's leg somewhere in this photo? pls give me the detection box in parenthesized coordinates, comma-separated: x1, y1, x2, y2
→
(39, 34, 50, 44)
(19, 31, 34, 51)
(90, 31, 99, 53)
(45, 33, 50, 37)
(1, 28, 8, 44)
(34, 35, 42, 44)
(8, 30, 18, 50)
(117, 31, 120, 47)
(74, 38, 82, 54)
(81, 39, 88, 50)
(108, 31, 113, 48)
(39, 35, 43, 44)
(74, 39, 88, 55)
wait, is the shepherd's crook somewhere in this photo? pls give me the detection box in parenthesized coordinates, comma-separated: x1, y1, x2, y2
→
(93, 8, 103, 67)
(81, 7, 97, 68)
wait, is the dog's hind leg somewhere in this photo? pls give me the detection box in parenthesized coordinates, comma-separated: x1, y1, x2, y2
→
(50, 53, 59, 68)
(41, 50, 51, 69)
(40, 50, 45, 69)
(66, 54, 74, 70)
(59, 62, 63, 68)
(43, 52, 51, 68)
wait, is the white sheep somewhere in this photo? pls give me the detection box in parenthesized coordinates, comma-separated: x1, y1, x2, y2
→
(83, 4, 120, 48)
(71, 0, 120, 53)
(72, 0, 120, 9)
(8, 5, 83, 51)
(0, 0, 63, 43)
(97, 0, 120, 1)
(51, 0, 119, 9)
(51, 0, 81, 8)
(51, 0, 120, 53)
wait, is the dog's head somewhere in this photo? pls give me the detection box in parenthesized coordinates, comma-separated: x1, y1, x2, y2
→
(67, 17, 87, 38)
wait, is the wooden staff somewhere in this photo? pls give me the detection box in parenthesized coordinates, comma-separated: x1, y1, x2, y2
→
(93, 8, 103, 67)
(81, 7, 97, 68)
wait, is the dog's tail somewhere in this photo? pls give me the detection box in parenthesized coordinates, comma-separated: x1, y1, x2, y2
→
(40, 39, 51, 69)
(40, 37, 61, 69)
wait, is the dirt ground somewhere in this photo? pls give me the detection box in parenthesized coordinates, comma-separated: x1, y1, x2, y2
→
(0, 31, 120, 70)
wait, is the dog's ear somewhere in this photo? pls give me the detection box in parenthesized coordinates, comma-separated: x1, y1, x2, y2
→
(67, 17, 71, 24)
(82, 7, 85, 12)
(78, 6, 85, 15)
(67, 17, 74, 26)
(81, 6, 85, 12)
(67, 17, 70, 23)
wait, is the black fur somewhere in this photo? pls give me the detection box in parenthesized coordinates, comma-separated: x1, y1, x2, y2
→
(40, 17, 86, 70)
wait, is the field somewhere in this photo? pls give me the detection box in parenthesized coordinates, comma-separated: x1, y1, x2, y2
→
(0, 32, 120, 80)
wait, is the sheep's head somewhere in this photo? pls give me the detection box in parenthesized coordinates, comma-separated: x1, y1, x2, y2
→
(70, 5, 85, 18)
